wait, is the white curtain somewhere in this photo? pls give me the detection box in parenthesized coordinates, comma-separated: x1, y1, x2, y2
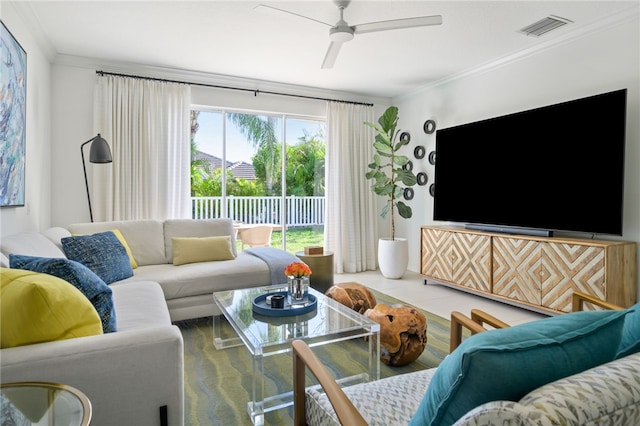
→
(325, 102, 377, 273)
(93, 75, 191, 221)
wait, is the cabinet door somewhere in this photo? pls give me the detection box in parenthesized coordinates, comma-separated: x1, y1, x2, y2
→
(450, 232, 492, 292)
(493, 237, 541, 305)
(540, 243, 605, 312)
(421, 228, 451, 280)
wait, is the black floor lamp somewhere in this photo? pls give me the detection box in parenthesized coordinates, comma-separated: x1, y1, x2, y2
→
(81, 134, 112, 222)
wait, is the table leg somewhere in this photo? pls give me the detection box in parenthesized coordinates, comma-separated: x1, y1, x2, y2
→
(248, 353, 265, 426)
(368, 330, 381, 381)
(212, 315, 242, 350)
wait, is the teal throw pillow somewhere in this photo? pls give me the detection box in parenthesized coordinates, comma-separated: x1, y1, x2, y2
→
(61, 231, 133, 284)
(617, 304, 640, 359)
(9, 254, 117, 333)
(409, 309, 628, 426)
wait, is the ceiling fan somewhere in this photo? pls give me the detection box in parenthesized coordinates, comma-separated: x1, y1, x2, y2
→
(255, 0, 442, 69)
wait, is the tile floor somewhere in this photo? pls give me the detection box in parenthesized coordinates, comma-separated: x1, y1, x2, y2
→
(335, 270, 547, 326)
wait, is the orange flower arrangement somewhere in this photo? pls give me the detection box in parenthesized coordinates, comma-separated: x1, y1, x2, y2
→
(285, 262, 312, 278)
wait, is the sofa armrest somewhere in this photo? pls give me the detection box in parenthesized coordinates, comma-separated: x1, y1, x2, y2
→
(572, 290, 623, 312)
(292, 339, 367, 426)
(0, 326, 184, 426)
(450, 309, 510, 352)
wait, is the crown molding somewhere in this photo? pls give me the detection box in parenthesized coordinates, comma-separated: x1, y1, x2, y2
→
(54, 54, 390, 107)
(395, 4, 639, 102)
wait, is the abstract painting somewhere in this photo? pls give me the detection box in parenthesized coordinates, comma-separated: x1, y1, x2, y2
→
(1, 20, 27, 207)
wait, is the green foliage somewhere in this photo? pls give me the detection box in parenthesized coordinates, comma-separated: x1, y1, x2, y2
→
(228, 113, 279, 195)
(191, 168, 265, 197)
(364, 106, 417, 239)
(252, 130, 325, 196)
(190, 112, 325, 198)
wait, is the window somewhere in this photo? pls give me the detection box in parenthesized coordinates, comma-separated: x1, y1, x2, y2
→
(190, 108, 326, 254)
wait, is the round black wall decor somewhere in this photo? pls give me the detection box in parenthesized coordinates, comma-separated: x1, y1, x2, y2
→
(417, 172, 428, 186)
(403, 187, 414, 200)
(423, 120, 436, 134)
(402, 160, 414, 171)
(428, 151, 436, 165)
(414, 145, 426, 159)
(400, 131, 411, 143)
(429, 184, 436, 197)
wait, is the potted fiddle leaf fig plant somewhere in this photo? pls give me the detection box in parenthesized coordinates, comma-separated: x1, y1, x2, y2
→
(365, 106, 417, 279)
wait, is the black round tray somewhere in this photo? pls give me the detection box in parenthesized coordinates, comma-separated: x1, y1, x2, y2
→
(252, 291, 317, 317)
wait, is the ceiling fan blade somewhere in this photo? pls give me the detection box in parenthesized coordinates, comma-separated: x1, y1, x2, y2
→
(321, 41, 343, 69)
(253, 4, 332, 27)
(354, 15, 442, 34)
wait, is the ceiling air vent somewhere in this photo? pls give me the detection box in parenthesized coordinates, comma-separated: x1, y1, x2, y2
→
(519, 15, 573, 37)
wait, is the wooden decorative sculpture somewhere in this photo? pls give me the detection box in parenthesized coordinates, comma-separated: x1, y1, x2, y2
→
(365, 303, 427, 366)
(325, 282, 377, 314)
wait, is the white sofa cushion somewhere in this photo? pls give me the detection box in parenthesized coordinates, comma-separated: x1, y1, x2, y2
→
(68, 220, 166, 266)
(0, 232, 66, 259)
(41, 227, 72, 250)
(115, 252, 270, 300)
(163, 218, 237, 261)
(110, 281, 172, 330)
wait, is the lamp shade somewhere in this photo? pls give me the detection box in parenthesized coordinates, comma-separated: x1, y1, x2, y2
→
(89, 134, 112, 163)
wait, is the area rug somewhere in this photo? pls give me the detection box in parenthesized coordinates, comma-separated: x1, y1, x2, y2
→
(176, 288, 452, 425)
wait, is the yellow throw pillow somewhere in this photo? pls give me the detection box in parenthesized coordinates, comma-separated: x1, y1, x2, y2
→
(0, 268, 103, 348)
(111, 229, 138, 269)
(172, 236, 236, 266)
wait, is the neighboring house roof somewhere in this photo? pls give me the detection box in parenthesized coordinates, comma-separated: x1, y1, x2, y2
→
(195, 151, 256, 180)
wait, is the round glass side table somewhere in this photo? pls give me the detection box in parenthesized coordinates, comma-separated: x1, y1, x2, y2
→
(0, 382, 92, 426)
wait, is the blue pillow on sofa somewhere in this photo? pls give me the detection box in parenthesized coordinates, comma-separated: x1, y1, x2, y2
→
(409, 309, 628, 426)
(61, 231, 133, 284)
(9, 254, 117, 333)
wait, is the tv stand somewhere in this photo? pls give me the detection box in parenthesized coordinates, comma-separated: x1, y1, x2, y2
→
(464, 223, 553, 238)
(420, 225, 637, 314)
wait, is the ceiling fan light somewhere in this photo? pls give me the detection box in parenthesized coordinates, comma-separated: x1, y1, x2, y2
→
(330, 27, 354, 42)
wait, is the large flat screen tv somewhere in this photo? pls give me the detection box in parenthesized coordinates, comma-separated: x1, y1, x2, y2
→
(433, 89, 627, 237)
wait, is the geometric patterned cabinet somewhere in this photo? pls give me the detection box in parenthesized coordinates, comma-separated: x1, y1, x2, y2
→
(421, 226, 637, 314)
(420, 227, 491, 293)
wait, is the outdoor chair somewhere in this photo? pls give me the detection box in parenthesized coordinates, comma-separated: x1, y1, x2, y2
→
(238, 225, 273, 250)
(292, 291, 626, 426)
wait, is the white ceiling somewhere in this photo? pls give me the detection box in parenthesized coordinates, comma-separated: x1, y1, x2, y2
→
(14, 1, 640, 98)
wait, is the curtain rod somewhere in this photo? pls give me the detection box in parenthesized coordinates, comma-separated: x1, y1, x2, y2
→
(96, 70, 374, 107)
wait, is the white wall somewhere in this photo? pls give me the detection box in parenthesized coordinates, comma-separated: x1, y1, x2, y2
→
(392, 13, 640, 292)
(0, 3, 53, 237)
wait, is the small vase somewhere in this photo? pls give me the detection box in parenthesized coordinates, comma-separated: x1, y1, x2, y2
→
(288, 276, 309, 303)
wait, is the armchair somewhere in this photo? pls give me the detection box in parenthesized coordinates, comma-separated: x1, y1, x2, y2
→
(238, 225, 273, 250)
(292, 291, 633, 426)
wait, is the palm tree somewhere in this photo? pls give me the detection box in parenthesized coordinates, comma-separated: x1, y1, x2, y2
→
(228, 113, 278, 195)
(189, 110, 211, 195)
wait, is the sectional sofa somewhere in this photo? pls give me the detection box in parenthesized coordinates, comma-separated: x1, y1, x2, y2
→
(0, 218, 299, 426)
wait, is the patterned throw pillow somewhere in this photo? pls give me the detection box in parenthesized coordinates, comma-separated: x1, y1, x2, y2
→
(9, 255, 117, 333)
(62, 231, 133, 284)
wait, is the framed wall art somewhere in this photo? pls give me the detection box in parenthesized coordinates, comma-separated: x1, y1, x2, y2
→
(1, 20, 27, 207)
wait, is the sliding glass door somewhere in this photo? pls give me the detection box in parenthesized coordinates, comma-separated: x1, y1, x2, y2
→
(190, 108, 325, 254)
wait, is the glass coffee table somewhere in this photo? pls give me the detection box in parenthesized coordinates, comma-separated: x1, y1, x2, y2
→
(213, 284, 380, 426)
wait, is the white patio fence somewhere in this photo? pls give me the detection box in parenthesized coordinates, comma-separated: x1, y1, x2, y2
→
(191, 196, 325, 227)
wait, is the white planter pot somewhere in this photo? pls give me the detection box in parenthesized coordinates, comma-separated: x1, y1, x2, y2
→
(378, 238, 409, 279)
